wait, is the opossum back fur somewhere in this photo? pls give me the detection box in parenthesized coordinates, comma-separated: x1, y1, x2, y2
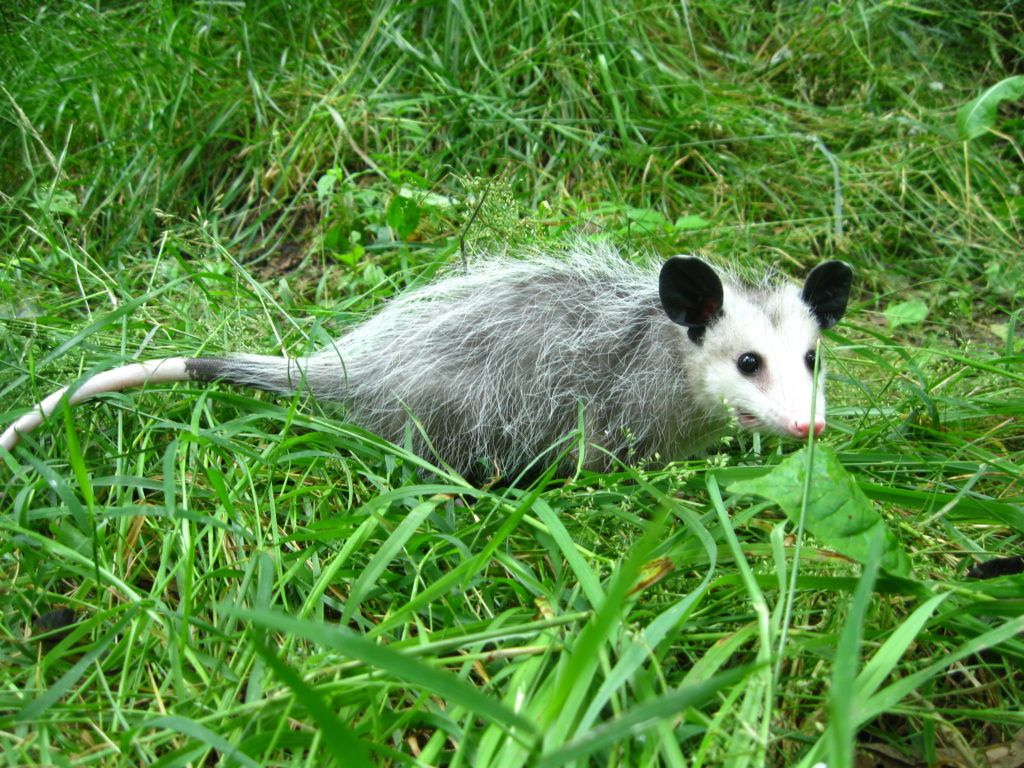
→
(211, 241, 816, 478)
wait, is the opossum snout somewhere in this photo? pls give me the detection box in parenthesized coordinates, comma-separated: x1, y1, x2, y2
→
(787, 419, 826, 440)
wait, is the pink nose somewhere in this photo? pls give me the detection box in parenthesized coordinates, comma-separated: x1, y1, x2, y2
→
(789, 420, 826, 439)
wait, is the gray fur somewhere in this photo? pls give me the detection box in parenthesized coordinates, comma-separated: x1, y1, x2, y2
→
(174, 241, 850, 479)
(2, 241, 851, 477)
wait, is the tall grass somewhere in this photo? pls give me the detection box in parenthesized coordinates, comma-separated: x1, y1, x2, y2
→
(1, 1, 1022, 766)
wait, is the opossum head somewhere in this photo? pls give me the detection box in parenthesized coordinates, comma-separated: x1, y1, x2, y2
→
(659, 257, 852, 441)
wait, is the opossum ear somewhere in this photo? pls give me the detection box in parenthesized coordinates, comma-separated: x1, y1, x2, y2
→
(802, 260, 853, 329)
(659, 257, 724, 344)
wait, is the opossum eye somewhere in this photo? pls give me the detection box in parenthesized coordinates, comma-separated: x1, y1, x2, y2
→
(805, 350, 817, 371)
(736, 352, 761, 376)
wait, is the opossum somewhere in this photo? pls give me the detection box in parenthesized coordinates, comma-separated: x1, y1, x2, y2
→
(1, 242, 852, 479)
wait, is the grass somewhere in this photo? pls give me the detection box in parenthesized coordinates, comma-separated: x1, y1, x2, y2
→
(1, 0, 1023, 766)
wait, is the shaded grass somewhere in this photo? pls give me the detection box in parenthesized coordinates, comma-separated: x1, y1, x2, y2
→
(2, 1, 1023, 766)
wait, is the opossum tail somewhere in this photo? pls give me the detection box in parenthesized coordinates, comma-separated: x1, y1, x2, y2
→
(0, 354, 322, 452)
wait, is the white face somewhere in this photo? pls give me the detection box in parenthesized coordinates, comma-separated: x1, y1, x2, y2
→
(691, 284, 828, 440)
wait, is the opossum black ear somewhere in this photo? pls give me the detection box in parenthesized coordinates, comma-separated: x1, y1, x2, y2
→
(659, 257, 724, 343)
(802, 260, 853, 329)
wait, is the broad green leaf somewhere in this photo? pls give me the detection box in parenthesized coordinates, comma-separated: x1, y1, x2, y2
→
(623, 206, 669, 230)
(386, 194, 421, 241)
(728, 446, 912, 577)
(33, 189, 80, 217)
(957, 75, 1024, 140)
(673, 214, 711, 231)
(315, 170, 338, 202)
(883, 299, 928, 329)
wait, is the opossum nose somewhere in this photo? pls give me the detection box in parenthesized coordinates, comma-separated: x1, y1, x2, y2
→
(789, 420, 826, 439)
